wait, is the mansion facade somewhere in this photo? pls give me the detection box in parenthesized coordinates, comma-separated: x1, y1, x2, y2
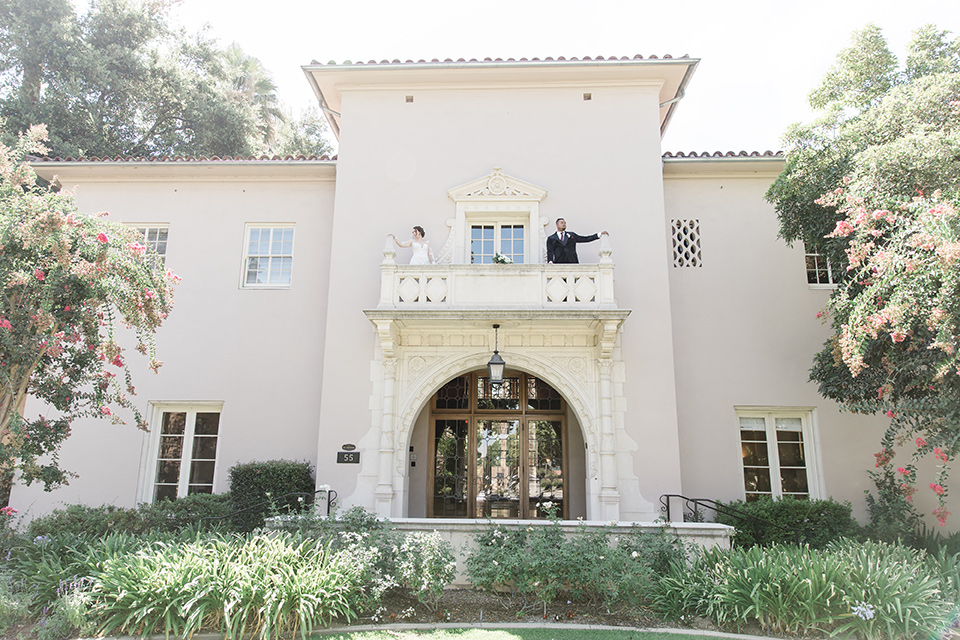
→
(13, 55, 944, 528)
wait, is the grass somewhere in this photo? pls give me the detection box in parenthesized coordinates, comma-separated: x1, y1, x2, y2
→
(312, 630, 733, 640)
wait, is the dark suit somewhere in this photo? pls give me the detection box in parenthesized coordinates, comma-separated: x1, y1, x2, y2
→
(546, 231, 600, 264)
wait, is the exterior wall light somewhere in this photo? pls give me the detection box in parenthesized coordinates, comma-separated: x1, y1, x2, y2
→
(487, 324, 505, 385)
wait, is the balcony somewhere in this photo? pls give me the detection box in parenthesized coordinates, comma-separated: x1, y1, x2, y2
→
(377, 236, 618, 310)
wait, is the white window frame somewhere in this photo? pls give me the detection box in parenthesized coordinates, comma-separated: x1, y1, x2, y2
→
(468, 213, 528, 264)
(136, 401, 224, 503)
(804, 245, 838, 289)
(127, 224, 169, 266)
(734, 406, 824, 501)
(240, 224, 295, 289)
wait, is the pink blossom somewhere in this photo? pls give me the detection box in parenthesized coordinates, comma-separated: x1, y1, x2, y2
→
(885, 410, 896, 418)
(111, 355, 123, 367)
(97, 232, 108, 244)
(931, 483, 946, 496)
(100, 406, 112, 416)
(829, 220, 855, 237)
(934, 447, 950, 463)
(917, 437, 928, 448)
(143, 289, 154, 299)
(34, 269, 44, 281)
(0, 317, 11, 330)
(877, 387, 885, 399)
(874, 448, 894, 467)
(127, 242, 146, 256)
(0, 506, 17, 516)
(933, 506, 951, 526)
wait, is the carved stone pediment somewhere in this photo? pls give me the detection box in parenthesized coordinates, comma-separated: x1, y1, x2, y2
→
(448, 167, 547, 202)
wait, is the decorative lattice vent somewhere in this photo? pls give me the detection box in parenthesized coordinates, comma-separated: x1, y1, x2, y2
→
(671, 219, 702, 267)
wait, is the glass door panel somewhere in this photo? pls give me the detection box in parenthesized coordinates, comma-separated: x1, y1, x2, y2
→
(433, 419, 469, 516)
(476, 420, 521, 518)
(527, 420, 564, 518)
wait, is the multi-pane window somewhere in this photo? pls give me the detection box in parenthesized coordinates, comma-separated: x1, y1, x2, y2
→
(133, 225, 169, 266)
(244, 225, 294, 286)
(152, 408, 221, 502)
(805, 245, 837, 286)
(739, 411, 816, 502)
(470, 223, 524, 264)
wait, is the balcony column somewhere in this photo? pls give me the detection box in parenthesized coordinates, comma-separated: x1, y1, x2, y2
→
(375, 356, 398, 516)
(597, 357, 620, 521)
(379, 238, 397, 308)
(598, 234, 616, 308)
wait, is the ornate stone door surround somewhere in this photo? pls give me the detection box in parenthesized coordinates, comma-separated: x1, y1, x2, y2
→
(362, 310, 631, 520)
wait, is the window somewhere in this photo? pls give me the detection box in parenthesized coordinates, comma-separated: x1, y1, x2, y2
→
(243, 225, 294, 287)
(132, 225, 169, 266)
(470, 223, 524, 264)
(738, 409, 819, 502)
(805, 245, 837, 287)
(147, 404, 222, 502)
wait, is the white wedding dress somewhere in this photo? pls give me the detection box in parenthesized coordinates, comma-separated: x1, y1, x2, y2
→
(410, 240, 433, 265)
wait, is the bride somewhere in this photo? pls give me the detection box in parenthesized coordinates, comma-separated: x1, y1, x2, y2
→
(388, 226, 434, 265)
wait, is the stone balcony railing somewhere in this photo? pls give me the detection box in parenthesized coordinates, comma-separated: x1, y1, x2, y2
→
(378, 235, 617, 310)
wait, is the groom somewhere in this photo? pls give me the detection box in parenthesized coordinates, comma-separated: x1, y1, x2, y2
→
(546, 218, 608, 264)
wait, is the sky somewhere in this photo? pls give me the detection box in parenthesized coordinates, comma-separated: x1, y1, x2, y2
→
(163, 0, 960, 153)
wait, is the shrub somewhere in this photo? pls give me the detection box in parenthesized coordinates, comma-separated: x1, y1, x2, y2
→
(228, 460, 315, 532)
(91, 532, 374, 639)
(6, 530, 180, 612)
(25, 494, 235, 539)
(0, 572, 30, 636)
(617, 524, 690, 574)
(140, 492, 234, 531)
(34, 579, 93, 640)
(652, 539, 955, 638)
(466, 522, 670, 611)
(26, 504, 143, 539)
(395, 531, 457, 613)
(715, 496, 860, 548)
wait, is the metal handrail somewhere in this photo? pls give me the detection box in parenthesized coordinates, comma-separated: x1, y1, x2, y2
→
(659, 494, 804, 545)
(200, 488, 338, 523)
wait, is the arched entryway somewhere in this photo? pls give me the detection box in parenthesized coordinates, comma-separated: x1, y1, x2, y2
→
(410, 369, 586, 519)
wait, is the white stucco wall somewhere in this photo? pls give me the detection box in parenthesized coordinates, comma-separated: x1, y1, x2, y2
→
(317, 79, 682, 521)
(11, 165, 336, 517)
(663, 158, 957, 526)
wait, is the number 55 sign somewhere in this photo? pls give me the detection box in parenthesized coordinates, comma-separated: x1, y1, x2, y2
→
(337, 451, 360, 464)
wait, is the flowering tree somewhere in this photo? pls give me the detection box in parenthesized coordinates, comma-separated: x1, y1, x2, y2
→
(0, 125, 179, 494)
(767, 24, 960, 527)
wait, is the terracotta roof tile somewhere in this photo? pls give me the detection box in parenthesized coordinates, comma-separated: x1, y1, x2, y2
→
(662, 150, 783, 159)
(32, 154, 337, 162)
(310, 54, 688, 66)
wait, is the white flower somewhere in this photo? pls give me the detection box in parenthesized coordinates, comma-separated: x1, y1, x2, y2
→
(493, 560, 499, 566)
(631, 550, 639, 558)
(852, 602, 875, 621)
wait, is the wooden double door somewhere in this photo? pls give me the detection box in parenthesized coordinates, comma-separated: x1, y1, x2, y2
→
(429, 372, 567, 519)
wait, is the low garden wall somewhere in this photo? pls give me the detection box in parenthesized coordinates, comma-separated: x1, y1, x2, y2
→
(384, 518, 732, 585)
